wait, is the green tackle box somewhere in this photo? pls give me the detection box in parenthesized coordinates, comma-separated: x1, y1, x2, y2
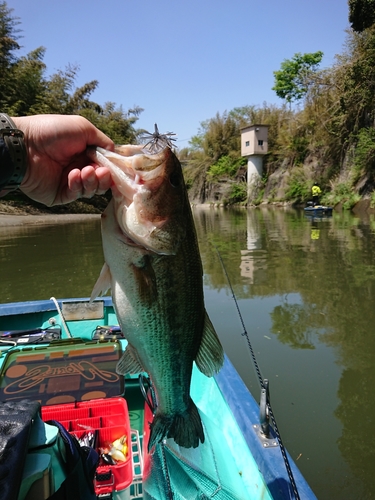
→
(0, 339, 134, 500)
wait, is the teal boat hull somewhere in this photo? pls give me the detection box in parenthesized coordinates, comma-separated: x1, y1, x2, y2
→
(0, 297, 317, 499)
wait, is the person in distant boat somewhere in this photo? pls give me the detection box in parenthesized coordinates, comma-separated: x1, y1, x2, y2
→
(0, 113, 114, 205)
(311, 182, 322, 206)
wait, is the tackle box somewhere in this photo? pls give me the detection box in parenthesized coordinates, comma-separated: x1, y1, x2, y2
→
(0, 339, 134, 498)
(0, 340, 125, 405)
(41, 397, 133, 495)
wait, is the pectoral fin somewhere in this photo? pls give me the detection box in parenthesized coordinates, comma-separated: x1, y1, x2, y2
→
(116, 344, 144, 375)
(195, 312, 224, 377)
(90, 262, 112, 302)
(132, 255, 157, 305)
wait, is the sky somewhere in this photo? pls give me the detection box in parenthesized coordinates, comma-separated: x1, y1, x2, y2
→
(9, 0, 350, 149)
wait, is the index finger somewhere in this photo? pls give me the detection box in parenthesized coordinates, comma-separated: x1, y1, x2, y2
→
(85, 125, 115, 152)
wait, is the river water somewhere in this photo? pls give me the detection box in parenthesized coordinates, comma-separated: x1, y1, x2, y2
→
(1, 206, 375, 499)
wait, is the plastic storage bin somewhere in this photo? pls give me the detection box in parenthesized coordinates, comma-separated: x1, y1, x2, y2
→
(41, 396, 133, 494)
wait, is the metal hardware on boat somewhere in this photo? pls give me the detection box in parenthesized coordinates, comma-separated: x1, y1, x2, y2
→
(0, 327, 61, 344)
(92, 325, 124, 340)
(259, 378, 270, 437)
(255, 379, 278, 447)
(253, 424, 278, 448)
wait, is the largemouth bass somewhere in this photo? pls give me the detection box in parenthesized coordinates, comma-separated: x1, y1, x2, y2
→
(89, 142, 224, 450)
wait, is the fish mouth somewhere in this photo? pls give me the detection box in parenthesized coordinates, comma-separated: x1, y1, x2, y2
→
(95, 146, 166, 200)
(89, 146, 177, 254)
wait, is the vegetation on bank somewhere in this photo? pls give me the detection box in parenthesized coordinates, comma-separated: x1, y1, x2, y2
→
(2, 1, 375, 211)
(181, 0, 375, 209)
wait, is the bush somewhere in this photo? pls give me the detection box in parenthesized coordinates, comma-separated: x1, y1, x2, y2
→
(325, 181, 360, 209)
(285, 170, 310, 202)
(228, 182, 247, 204)
(207, 156, 245, 180)
(353, 128, 375, 181)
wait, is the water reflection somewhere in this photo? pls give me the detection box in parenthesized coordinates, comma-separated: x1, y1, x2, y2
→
(0, 218, 104, 302)
(240, 210, 264, 282)
(1, 208, 375, 498)
(193, 206, 375, 499)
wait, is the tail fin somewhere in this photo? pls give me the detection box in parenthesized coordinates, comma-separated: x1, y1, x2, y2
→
(148, 398, 204, 452)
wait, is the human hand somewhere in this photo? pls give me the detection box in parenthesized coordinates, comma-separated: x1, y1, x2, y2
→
(12, 114, 114, 206)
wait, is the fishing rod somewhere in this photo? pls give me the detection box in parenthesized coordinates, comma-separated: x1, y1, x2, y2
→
(214, 246, 301, 500)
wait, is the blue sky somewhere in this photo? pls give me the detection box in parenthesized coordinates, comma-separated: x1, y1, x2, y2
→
(10, 0, 349, 148)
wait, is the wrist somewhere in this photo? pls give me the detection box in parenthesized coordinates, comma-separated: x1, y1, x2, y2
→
(0, 114, 28, 196)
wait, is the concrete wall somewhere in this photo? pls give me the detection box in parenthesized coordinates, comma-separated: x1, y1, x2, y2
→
(247, 155, 264, 200)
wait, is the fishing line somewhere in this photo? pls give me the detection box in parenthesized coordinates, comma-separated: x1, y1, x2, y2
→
(214, 247, 265, 388)
(213, 245, 300, 500)
(139, 374, 158, 415)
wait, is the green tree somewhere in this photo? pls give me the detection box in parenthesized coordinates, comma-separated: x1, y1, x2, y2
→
(6, 47, 47, 115)
(188, 112, 238, 161)
(32, 64, 100, 115)
(184, 111, 243, 193)
(81, 102, 143, 144)
(349, 0, 375, 32)
(332, 27, 375, 145)
(272, 51, 324, 104)
(202, 111, 239, 163)
(0, 1, 21, 109)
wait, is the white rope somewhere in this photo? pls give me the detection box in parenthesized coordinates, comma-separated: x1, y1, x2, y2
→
(50, 297, 72, 338)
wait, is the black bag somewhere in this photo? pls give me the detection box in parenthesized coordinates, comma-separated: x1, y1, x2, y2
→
(0, 401, 99, 500)
(0, 400, 40, 500)
(46, 420, 99, 500)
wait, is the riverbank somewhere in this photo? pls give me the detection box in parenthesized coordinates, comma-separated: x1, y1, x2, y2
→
(0, 213, 100, 227)
(0, 200, 102, 226)
(0, 210, 100, 227)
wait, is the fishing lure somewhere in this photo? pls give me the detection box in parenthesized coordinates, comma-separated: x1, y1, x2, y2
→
(99, 435, 128, 463)
(140, 124, 177, 154)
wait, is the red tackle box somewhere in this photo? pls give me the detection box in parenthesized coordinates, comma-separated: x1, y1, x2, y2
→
(0, 339, 133, 495)
(41, 397, 133, 494)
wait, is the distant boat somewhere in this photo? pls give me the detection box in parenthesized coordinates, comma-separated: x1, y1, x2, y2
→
(304, 202, 333, 217)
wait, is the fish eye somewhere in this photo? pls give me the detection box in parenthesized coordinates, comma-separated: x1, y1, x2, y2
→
(169, 172, 180, 187)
